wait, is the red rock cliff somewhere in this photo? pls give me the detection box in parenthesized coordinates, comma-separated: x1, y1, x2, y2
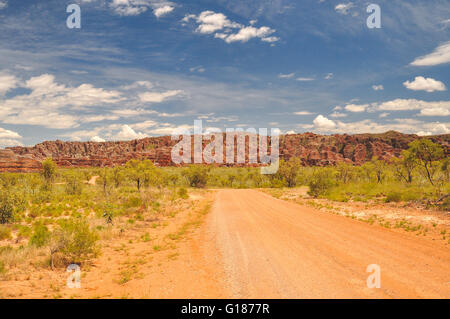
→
(0, 131, 448, 172)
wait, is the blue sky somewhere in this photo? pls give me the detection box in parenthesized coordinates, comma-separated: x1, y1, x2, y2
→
(0, 0, 449, 147)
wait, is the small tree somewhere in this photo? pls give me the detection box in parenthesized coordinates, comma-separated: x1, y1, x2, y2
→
(335, 162, 353, 184)
(275, 158, 301, 187)
(370, 157, 387, 184)
(308, 169, 334, 198)
(125, 159, 155, 190)
(393, 150, 417, 183)
(41, 158, 57, 183)
(408, 139, 444, 185)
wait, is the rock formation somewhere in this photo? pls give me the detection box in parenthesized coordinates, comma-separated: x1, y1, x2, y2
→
(0, 131, 448, 172)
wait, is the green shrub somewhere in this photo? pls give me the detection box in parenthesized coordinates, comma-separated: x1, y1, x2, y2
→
(385, 191, 402, 203)
(177, 187, 188, 199)
(125, 196, 142, 208)
(0, 196, 14, 224)
(308, 171, 334, 198)
(29, 224, 51, 247)
(51, 219, 99, 265)
(0, 225, 12, 240)
(65, 175, 83, 195)
(182, 166, 209, 188)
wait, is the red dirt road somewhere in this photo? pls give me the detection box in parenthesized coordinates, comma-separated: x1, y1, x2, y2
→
(209, 189, 450, 298)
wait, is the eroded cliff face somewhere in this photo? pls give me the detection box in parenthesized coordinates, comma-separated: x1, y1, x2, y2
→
(1, 131, 448, 172)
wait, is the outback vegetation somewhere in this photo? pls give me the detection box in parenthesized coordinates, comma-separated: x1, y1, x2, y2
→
(0, 138, 448, 296)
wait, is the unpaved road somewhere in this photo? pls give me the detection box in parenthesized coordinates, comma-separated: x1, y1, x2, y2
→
(209, 189, 450, 298)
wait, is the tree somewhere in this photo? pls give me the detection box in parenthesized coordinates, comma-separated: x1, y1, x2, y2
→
(441, 158, 450, 183)
(41, 158, 57, 183)
(408, 139, 444, 185)
(98, 168, 112, 194)
(182, 165, 210, 188)
(335, 162, 354, 184)
(125, 159, 155, 190)
(275, 158, 301, 188)
(371, 157, 387, 184)
(393, 150, 417, 183)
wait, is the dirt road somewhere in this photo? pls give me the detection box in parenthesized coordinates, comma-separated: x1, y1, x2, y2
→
(209, 189, 450, 298)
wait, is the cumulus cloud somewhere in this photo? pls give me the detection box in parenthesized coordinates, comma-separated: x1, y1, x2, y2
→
(0, 73, 122, 129)
(0, 73, 17, 95)
(377, 99, 450, 116)
(0, 72, 186, 130)
(372, 85, 384, 91)
(335, 3, 354, 15)
(308, 117, 449, 136)
(110, 0, 175, 17)
(183, 10, 278, 44)
(403, 76, 446, 92)
(153, 5, 174, 18)
(0, 127, 22, 148)
(410, 41, 450, 66)
(313, 115, 336, 129)
(90, 136, 106, 143)
(0, 1, 7, 10)
(113, 124, 148, 140)
(138, 89, 183, 103)
(345, 104, 369, 113)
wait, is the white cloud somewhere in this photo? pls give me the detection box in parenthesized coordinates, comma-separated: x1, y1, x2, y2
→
(121, 81, 153, 90)
(183, 10, 278, 44)
(294, 111, 314, 115)
(90, 136, 106, 143)
(109, 0, 174, 17)
(345, 104, 369, 113)
(0, 127, 22, 148)
(138, 89, 183, 103)
(278, 73, 295, 79)
(110, 0, 149, 16)
(372, 85, 384, 91)
(313, 115, 336, 129)
(0, 73, 17, 95)
(153, 5, 174, 18)
(308, 117, 449, 136)
(296, 77, 314, 81)
(377, 99, 450, 116)
(335, 3, 354, 15)
(419, 108, 450, 117)
(330, 112, 347, 118)
(0, 1, 7, 10)
(113, 124, 148, 140)
(0, 127, 21, 140)
(403, 76, 446, 92)
(190, 66, 205, 73)
(411, 41, 450, 66)
(324, 73, 333, 80)
(0, 73, 123, 129)
(224, 26, 276, 43)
